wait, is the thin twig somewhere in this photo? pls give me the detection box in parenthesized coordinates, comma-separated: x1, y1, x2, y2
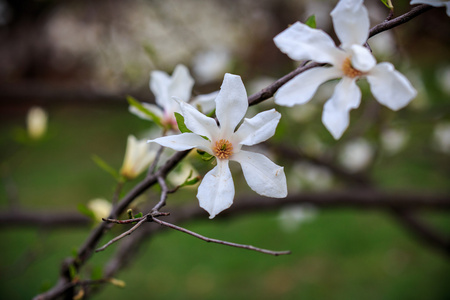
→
(96, 218, 148, 252)
(147, 145, 165, 176)
(153, 176, 169, 212)
(151, 216, 291, 256)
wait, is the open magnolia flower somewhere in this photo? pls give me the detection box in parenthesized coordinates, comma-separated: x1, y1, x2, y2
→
(149, 73, 287, 218)
(410, 0, 450, 16)
(130, 64, 217, 130)
(274, 0, 417, 139)
(120, 135, 156, 180)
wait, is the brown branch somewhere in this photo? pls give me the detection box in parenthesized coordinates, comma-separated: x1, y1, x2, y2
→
(150, 216, 291, 256)
(0, 211, 90, 228)
(95, 217, 148, 252)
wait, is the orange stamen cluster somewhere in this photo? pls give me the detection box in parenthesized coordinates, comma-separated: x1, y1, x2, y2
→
(342, 57, 364, 78)
(213, 139, 233, 159)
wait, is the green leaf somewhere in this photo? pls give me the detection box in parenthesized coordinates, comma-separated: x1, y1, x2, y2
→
(127, 95, 163, 127)
(77, 204, 96, 220)
(91, 155, 120, 181)
(380, 0, 393, 9)
(305, 15, 316, 29)
(201, 152, 215, 161)
(134, 212, 143, 218)
(174, 112, 193, 134)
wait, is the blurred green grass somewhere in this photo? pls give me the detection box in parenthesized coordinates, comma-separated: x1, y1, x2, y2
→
(0, 91, 449, 299)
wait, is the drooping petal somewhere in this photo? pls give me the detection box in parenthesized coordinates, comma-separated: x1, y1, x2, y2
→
(331, 0, 369, 48)
(129, 102, 164, 121)
(322, 77, 361, 139)
(234, 109, 281, 146)
(215, 73, 248, 137)
(177, 99, 219, 140)
(149, 133, 211, 153)
(168, 64, 195, 103)
(366, 62, 417, 111)
(274, 22, 345, 65)
(274, 67, 342, 107)
(233, 150, 287, 198)
(349, 44, 376, 72)
(197, 159, 234, 219)
(150, 70, 171, 108)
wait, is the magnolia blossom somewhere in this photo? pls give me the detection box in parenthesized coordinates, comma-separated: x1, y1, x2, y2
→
(120, 135, 155, 180)
(129, 64, 194, 129)
(338, 138, 374, 172)
(149, 74, 287, 218)
(411, 0, 450, 16)
(273, 0, 417, 139)
(27, 106, 48, 140)
(88, 198, 112, 221)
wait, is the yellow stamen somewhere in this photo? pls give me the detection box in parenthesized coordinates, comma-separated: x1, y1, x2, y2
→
(213, 139, 233, 159)
(342, 57, 364, 78)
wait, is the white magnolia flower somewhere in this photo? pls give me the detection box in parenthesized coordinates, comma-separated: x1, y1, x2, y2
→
(192, 48, 231, 84)
(120, 135, 156, 180)
(278, 204, 318, 232)
(129, 64, 195, 130)
(273, 0, 417, 139)
(411, 0, 450, 16)
(27, 106, 48, 140)
(149, 73, 287, 218)
(381, 128, 408, 155)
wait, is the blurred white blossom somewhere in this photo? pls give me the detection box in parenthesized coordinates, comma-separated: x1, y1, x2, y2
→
(436, 65, 450, 95)
(27, 106, 48, 140)
(278, 204, 318, 232)
(192, 48, 231, 84)
(120, 135, 155, 180)
(339, 138, 374, 172)
(289, 162, 333, 192)
(381, 128, 408, 155)
(410, 0, 450, 16)
(88, 198, 112, 221)
(433, 122, 450, 154)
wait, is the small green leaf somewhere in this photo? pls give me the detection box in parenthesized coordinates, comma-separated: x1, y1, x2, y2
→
(127, 95, 164, 127)
(206, 108, 216, 118)
(305, 15, 316, 29)
(68, 264, 77, 280)
(91, 155, 120, 181)
(174, 112, 193, 134)
(134, 212, 143, 218)
(380, 0, 393, 9)
(201, 152, 215, 161)
(77, 204, 96, 220)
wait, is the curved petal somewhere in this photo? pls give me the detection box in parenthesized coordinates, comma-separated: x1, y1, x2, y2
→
(191, 91, 219, 114)
(331, 0, 369, 48)
(321, 77, 361, 139)
(169, 64, 195, 103)
(149, 133, 211, 153)
(197, 159, 234, 219)
(233, 150, 287, 198)
(234, 109, 281, 146)
(178, 100, 219, 140)
(366, 62, 417, 110)
(274, 22, 344, 65)
(215, 73, 248, 137)
(349, 44, 376, 72)
(274, 67, 342, 107)
(129, 102, 164, 121)
(150, 70, 171, 108)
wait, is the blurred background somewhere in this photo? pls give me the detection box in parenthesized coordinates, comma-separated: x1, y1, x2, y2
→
(0, 0, 449, 299)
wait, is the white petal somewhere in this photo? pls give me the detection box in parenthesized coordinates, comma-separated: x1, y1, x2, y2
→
(169, 64, 195, 103)
(322, 77, 361, 139)
(366, 62, 417, 111)
(191, 91, 218, 114)
(150, 70, 171, 109)
(177, 100, 219, 140)
(349, 45, 376, 72)
(233, 150, 287, 198)
(215, 74, 249, 137)
(274, 67, 342, 107)
(129, 102, 164, 121)
(197, 159, 234, 219)
(274, 22, 345, 65)
(149, 133, 211, 153)
(235, 109, 281, 146)
(331, 0, 369, 48)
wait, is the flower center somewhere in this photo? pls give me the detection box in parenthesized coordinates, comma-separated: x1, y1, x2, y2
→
(213, 139, 233, 159)
(342, 57, 363, 78)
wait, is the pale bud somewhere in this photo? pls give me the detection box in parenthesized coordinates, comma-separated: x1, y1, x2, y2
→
(120, 135, 155, 180)
(27, 106, 48, 140)
(87, 198, 112, 221)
